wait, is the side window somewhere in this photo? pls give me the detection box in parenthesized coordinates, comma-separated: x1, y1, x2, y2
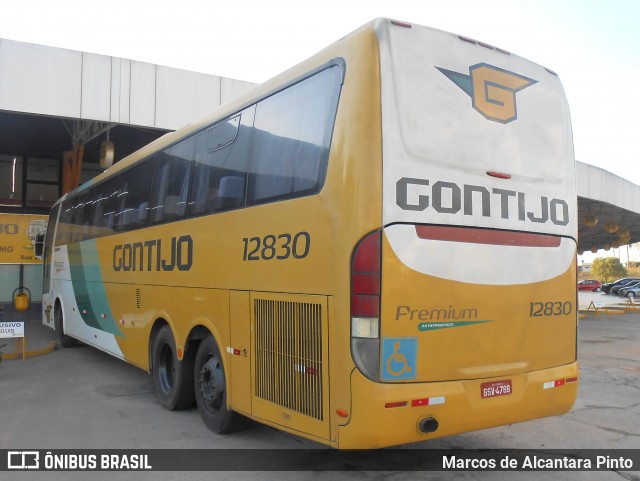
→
(207, 115, 241, 152)
(56, 200, 73, 246)
(70, 193, 90, 242)
(248, 65, 342, 205)
(114, 161, 154, 231)
(87, 181, 114, 239)
(92, 177, 120, 236)
(149, 151, 192, 224)
(188, 108, 253, 217)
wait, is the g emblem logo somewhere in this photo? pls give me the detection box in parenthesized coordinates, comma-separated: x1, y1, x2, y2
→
(437, 63, 537, 123)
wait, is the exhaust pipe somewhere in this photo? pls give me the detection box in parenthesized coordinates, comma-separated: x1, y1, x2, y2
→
(419, 417, 439, 433)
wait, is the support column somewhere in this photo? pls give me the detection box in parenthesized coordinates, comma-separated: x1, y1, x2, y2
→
(62, 143, 85, 194)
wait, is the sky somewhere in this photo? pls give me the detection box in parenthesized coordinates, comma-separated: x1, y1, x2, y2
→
(1, 0, 639, 264)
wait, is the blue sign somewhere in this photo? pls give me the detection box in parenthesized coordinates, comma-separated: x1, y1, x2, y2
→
(381, 337, 417, 381)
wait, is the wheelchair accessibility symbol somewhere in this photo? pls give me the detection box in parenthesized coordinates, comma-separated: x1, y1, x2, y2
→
(382, 337, 417, 381)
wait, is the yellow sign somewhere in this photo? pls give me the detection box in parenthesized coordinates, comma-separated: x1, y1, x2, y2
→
(0, 214, 48, 264)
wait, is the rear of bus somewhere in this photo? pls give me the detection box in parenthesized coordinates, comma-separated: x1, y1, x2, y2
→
(344, 20, 577, 448)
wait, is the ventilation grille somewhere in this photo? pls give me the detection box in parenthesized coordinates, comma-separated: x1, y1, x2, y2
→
(254, 299, 323, 420)
(135, 288, 141, 309)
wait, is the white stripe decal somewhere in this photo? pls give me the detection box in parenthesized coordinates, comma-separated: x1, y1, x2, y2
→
(385, 224, 575, 285)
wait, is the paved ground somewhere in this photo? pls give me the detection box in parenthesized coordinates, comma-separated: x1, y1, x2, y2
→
(0, 294, 638, 481)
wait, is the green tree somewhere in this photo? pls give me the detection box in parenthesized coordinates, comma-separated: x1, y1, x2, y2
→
(591, 257, 627, 282)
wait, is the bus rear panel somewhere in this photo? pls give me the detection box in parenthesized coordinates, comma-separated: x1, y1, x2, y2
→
(345, 20, 577, 448)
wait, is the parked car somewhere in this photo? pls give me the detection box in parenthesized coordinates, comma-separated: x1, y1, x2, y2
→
(621, 286, 640, 298)
(611, 279, 640, 296)
(601, 277, 640, 294)
(618, 281, 640, 296)
(577, 280, 602, 292)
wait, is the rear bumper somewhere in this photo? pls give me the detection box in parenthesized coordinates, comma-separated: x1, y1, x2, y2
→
(336, 361, 578, 449)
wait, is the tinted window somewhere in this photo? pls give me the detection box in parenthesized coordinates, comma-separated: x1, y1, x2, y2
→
(90, 177, 120, 236)
(188, 107, 254, 216)
(207, 115, 240, 152)
(55, 199, 73, 246)
(248, 66, 341, 204)
(71, 193, 90, 242)
(55, 160, 156, 245)
(113, 161, 154, 231)
(52, 63, 342, 243)
(149, 150, 192, 224)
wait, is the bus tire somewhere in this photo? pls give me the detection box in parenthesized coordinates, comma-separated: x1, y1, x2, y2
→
(151, 325, 195, 410)
(194, 335, 248, 434)
(54, 305, 78, 348)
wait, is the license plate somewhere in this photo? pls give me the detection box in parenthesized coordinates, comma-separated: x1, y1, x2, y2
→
(481, 380, 512, 399)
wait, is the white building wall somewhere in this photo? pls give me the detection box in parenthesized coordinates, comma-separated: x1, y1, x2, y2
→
(129, 61, 157, 127)
(0, 39, 82, 118)
(81, 52, 111, 121)
(110, 57, 132, 125)
(156, 66, 221, 130)
(0, 38, 255, 131)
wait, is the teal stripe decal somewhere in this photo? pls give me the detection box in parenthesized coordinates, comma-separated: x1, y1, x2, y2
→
(68, 240, 123, 336)
(418, 320, 492, 332)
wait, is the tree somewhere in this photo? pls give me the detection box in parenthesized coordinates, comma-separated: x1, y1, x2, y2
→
(591, 257, 627, 282)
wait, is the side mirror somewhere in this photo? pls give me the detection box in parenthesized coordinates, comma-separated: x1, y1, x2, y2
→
(34, 232, 45, 259)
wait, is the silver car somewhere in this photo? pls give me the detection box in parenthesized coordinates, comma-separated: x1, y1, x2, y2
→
(620, 285, 640, 298)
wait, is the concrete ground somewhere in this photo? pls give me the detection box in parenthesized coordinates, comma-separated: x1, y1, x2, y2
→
(0, 294, 638, 481)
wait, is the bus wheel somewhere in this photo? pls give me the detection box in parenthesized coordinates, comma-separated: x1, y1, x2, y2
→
(54, 306, 78, 348)
(194, 336, 248, 434)
(151, 325, 195, 410)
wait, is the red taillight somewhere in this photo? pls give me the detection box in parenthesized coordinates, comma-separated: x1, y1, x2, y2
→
(351, 231, 381, 317)
(385, 401, 408, 409)
(352, 233, 380, 272)
(415, 225, 561, 247)
(351, 295, 379, 317)
(352, 273, 380, 295)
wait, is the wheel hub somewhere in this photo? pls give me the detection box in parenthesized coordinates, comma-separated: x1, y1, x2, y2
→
(199, 356, 224, 411)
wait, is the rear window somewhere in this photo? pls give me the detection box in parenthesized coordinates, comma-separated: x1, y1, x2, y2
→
(385, 25, 570, 182)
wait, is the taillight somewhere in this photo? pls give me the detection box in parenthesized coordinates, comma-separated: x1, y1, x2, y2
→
(351, 231, 381, 334)
(351, 231, 381, 381)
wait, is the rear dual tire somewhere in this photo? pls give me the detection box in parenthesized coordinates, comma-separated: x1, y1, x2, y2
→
(151, 325, 195, 410)
(194, 335, 248, 434)
(151, 326, 247, 433)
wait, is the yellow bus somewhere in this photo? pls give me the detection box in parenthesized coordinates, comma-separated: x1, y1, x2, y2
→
(41, 18, 578, 449)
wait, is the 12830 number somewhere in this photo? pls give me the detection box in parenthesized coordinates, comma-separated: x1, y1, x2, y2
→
(242, 232, 311, 261)
(529, 301, 572, 317)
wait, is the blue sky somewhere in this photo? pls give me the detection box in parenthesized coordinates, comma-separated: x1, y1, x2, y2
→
(1, 0, 639, 188)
